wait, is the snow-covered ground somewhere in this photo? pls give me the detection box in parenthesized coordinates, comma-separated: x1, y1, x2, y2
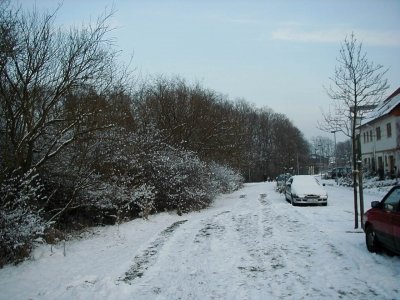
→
(1, 181, 399, 299)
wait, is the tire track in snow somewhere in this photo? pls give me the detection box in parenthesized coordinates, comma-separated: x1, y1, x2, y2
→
(151, 209, 247, 299)
(120, 185, 396, 299)
(269, 194, 386, 299)
(265, 198, 372, 299)
(230, 192, 320, 297)
(193, 211, 229, 244)
(120, 219, 188, 283)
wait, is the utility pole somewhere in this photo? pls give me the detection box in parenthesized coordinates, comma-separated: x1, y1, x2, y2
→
(318, 144, 322, 175)
(331, 130, 339, 184)
(357, 136, 365, 229)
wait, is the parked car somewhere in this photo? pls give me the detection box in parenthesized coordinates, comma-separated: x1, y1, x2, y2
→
(363, 185, 400, 255)
(322, 170, 333, 179)
(276, 173, 290, 193)
(285, 175, 328, 206)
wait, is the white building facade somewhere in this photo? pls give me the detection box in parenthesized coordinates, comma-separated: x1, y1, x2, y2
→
(359, 88, 400, 178)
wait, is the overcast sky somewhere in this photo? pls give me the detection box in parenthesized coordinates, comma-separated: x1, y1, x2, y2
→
(18, 0, 400, 142)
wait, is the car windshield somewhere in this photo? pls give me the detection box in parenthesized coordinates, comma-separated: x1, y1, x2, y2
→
(293, 176, 319, 187)
(383, 188, 400, 211)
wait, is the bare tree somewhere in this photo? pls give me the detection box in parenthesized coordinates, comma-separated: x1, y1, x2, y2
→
(336, 140, 352, 166)
(319, 33, 389, 228)
(136, 76, 248, 167)
(310, 136, 334, 172)
(311, 136, 333, 159)
(0, 5, 123, 176)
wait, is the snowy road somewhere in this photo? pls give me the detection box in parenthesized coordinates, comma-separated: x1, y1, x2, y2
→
(1, 182, 399, 299)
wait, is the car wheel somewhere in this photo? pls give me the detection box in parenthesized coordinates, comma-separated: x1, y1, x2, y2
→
(291, 195, 297, 206)
(365, 226, 381, 253)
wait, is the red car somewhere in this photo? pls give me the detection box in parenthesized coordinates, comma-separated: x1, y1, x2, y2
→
(363, 185, 400, 255)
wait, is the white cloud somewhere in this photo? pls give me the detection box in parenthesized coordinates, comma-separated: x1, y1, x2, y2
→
(272, 26, 342, 43)
(272, 25, 400, 47)
(357, 30, 400, 47)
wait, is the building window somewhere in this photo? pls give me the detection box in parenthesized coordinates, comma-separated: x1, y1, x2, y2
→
(363, 132, 366, 143)
(376, 127, 381, 140)
(370, 130, 373, 142)
(387, 122, 392, 138)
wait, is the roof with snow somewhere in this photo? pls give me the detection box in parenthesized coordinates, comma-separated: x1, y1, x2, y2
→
(360, 87, 400, 126)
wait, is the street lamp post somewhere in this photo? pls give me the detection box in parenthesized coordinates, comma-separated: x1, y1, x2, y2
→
(331, 130, 339, 184)
(317, 144, 322, 175)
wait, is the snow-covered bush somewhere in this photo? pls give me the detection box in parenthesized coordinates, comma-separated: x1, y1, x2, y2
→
(0, 170, 48, 267)
(147, 148, 214, 214)
(89, 126, 219, 217)
(209, 162, 244, 194)
(131, 183, 156, 220)
(40, 139, 118, 229)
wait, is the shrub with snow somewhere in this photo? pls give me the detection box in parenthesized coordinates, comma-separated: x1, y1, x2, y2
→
(0, 170, 48, 267)
(209, 162, 244, 194)
(85, 127, 244, 217)
(149, 148, 214, 214)
(131, 183, 156, 220)
(0, 126, 245, 266)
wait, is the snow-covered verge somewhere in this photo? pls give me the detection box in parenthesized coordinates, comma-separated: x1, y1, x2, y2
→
(335, 175, 397, 195)
(362, 177, 398, 195)
(0, 132, 244, 267)
(0, 182, 399, 299)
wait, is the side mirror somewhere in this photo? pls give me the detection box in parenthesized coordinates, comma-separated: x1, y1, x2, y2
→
(371, 201, 381, 208)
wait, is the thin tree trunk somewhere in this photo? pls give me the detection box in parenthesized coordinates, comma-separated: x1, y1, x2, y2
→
(352, 110, 359, 229)
(352, 158, 358, 229)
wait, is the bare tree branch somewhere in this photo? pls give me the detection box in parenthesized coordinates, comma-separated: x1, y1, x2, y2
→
(0, 4, 127, 174)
